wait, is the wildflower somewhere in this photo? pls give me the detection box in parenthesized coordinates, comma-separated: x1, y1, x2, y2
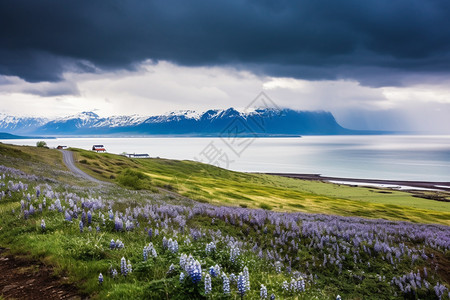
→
(270, 294, 276, 300)
(87, 210, 92, 224)
(115, 239, 124, 249)
(275, 261, 282, 273)
(336, 296, 341, 300)
(168, 263, 176, 274)
(143, 243, 157, 260)
(41, 219, 46, 230)
(222, 273, 230, 294)
(79, 220, 84, 233)
(282, 281, 289, 292)
(243, 266, 250, 291)
(237, 273, 247, 297)
(127, 260, 132, 274)
(112, 269, 118, 279)
(114, 217, 123, 231)
(65, 211, 72, 222)
(434, 283, 447, 300)
(205, 242, 216, 255)
(188, 260, 202, 284)
(143, 246, 148, 261)
(110, 239, 116, 249)
(121, 257, 128, 276)
(230, 244, 240, 263)
(98, 273, 103, 284)
(205, 273, 212, 294)
(260, 284, 268, 299)
(125, 220, 134, 231)
(209, 266, 218, 278)
(179, 272, 185, 283)
(168, 239, 179, 253)
(29, 204, 35, 215)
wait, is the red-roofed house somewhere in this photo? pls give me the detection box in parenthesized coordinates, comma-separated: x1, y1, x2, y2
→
(92, 145, 106, 152)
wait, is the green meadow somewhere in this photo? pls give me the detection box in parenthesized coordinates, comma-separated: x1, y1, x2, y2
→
(65, 147, 450, 226)
(1, 143, 449, 299)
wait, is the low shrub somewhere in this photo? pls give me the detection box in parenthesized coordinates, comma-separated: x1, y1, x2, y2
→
(116, 168, 151, 190)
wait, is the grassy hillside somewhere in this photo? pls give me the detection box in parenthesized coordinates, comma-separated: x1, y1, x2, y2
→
(70, 148, 450, 225)
(0, 143, 449, 299)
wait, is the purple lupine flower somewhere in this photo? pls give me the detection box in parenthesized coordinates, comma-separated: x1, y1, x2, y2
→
(270, 294, 276, 300)
(434, 283, 447, 300)
(209, 266, 218, 278)
(41, 219, 46, 230)
(110, 239, 116, 249)
(143, 246, 148, 261)
(222, 273, 230, 294)
(87, 210, 92, 224)
(243, 266, 250, 291)
(188, 260, 202, 284)
(65, 211, 72, 222)
(204, 273, 212, 294)
(230, 244, 240, 264)
(237, 273, 247, 297)
(114, 217, 123, 231)
(205, 242, 216, 255)
(260, 284, 268, 299)
(121, 257, 128, 276)
(79, 220, 84, 233)
(28, 204, 35, 215)
(167, 263, 175, 274)
(168, 239, 178, 253)
(98, 273, 103, 284)
(179, 272, 185, 283)
(127, 260, 132, 274)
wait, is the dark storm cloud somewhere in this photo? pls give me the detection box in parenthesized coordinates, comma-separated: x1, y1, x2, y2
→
(1, 0, 450, 85)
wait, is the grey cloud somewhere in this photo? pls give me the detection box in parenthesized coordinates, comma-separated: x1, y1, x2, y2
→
(1, 0, 450, 85)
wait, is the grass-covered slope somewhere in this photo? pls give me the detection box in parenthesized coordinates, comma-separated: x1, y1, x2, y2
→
(0, 143, 449, 299)
(70, 148, 450, 225)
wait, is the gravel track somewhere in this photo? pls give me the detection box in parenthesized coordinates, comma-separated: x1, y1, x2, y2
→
(60, 150, 109, 185)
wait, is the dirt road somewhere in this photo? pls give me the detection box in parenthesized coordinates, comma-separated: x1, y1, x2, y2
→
(60, 150, 108, 185)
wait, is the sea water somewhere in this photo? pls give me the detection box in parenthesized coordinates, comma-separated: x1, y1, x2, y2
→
(2, 135, 450, 182)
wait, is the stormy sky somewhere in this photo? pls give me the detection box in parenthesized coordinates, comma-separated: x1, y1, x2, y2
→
(1, 0, 450, 132)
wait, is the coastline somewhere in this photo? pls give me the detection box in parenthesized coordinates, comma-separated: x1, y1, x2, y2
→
(265, 173, 450, 192)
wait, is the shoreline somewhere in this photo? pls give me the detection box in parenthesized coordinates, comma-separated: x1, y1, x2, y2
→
(265, 173, 450, 192)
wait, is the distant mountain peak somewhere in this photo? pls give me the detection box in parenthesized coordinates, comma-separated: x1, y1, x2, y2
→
(0, 108, 359, 136)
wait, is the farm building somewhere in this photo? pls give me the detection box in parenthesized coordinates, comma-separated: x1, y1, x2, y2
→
(126, 153, 150, 158)
(92, 145, 106, 152)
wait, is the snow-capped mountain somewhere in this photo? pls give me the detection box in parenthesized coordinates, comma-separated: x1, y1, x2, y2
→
(0, 113, 48, 134)
(0, 108, 358, 136)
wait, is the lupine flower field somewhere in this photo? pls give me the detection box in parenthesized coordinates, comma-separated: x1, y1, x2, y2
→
(0, 162, 449, 300)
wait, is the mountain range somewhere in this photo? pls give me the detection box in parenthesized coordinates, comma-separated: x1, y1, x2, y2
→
(0, 108, 373, 136)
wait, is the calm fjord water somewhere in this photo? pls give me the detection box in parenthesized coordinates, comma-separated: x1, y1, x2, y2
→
(2, 135, 450, 182)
